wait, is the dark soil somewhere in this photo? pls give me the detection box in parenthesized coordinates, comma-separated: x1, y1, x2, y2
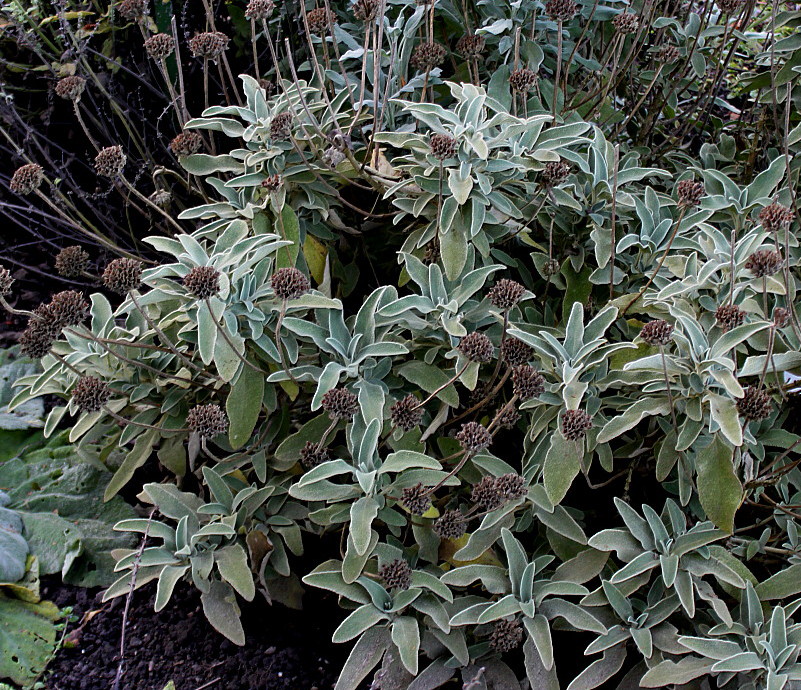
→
(42, 578, 346, 690)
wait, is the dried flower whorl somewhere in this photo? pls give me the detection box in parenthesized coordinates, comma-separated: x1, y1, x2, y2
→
(488, 279, 526, 310)
(10, 163, 44, 195)
(19, 306, 59, 358)
(458, 332, 494, 363)
(509, 68, 538, 93)
(433, 509, 466, 539)
(676, 179, 705, 208)
(300, 441, 330, 468)
(456, 34, 486, 58)
(246, 0, 276, 20)
(745, 250, 783, 278)
(261, 174, 282, 192)
(736, 387, 772, 422)
(561, 409, 593, 440)
(144, 34, 175, 60)
(352, 0, 379, 21)
(49, 290, 89, 327)
(321, 387, 359, 420)
(118, 0, 148, 20)
(102, 258, 143, 295)
(640, 320, 674, 346)
(390, 394, 424, 432)
(270, 112, 293, 141)
(183, 266, 221, 299)
(656, 44, 680, 64)
(471, 475, 505, 511)
(170, 132, 203, 157)
(758, 203, 794, 232)
(613, 12, 639, 34)
(401, 483, 431, 515)
(189, 31, 229, 59)
(456, 421, 492, 452)
(542, 160, 571, 187)
(512, 365, 545, 400)
(71, 376, 112, 413)
(489, 619, 523, 652)
(545, 0, 578, 21)
(187, 404, 229, 438)
(773, 308, 791, 329)
(717, 0, 744, 14)
(379, 559, 412, 590)
(715, 304, 746, 333)
(94, 146, 126, 178)
(429, 133, 458, 161)
(492, 406, 520, 430)
(55, 75, 86, 101)
(306, 7, 337, 34)
(501, 339, 533, 367)
(55, 246, 90, 278)
(271, 267, 310, 300)
(496, 473, 527, 501)
(149, 190, 172, 208)
(411, 42, 446, 70)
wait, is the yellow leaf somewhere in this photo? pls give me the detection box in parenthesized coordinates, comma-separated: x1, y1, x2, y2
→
(303, 234, 327, 285)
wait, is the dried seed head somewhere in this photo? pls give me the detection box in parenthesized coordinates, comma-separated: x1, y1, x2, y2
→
(149, 190, 172, 208)
(458, 332, 494, 363)
(545, 0, 578, 21)
(676, 179, 705, 208)
(246, 0, 276, 20)
(306, 7, 337, 34)
(379, 559, 412, 591)
(411, 41, 446, 70)
(71, 376, 111, 412)
(94, 146, 126, 178)
(170, 131, 203, 157)
(456, 34, 486, 59)
(489, 619, 523, 652)
(10, 163, 44, 195)
(745, 249, 783, 278)
(509, 68, 538, 93)
(189, 31, 229, 59)
(613, 12, 639, 34)
(271, 267, 310, 300)
(54, 75, 86, 101)
(561, 409, 593, 441)
(758, 203, 794, 233)
(19, 306, 59, 358)
(183, 266, 220, 299)
(0, 266, 13, 296)
(512, 365, 545, 400)
(429, 133, 458, 161)
(261, 174, 282, 192)
(656, 44, 680, 64)
(471, 475, 505, 511)
(117, 0, 148, 20)
(323, 146, 346, 168)
(496, 473, 527, 501)
(270, 112, 293, 141)
(102, 258, 143, 295)
(144, 33, 175, 59)
(717, 0, 744, 13)
(492, 406, 520, 430)
(300, 441, 330, 468)
(715, 304, 746, 333)
(401, 482, 431, 515)
(488, 279, 525, 310)
(640, 319, 674, 346)
(542, 160, 571, 187)
(456, 421, 492, 452)
(55, 246, 90, 278)
(352, 0, 379, 21)
(187, 404, 229, 438)
(321, 387, 359, 420)
(48, 290, 89, 327)
(390, 394, 424, 432)
(773, 307, 791, 329)
(433, 509, 466, 539)
(501, 338, 533, 367)
(736, 386, 772, 422)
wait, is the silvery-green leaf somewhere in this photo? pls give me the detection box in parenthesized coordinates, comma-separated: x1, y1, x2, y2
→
(391, 616, 420, 675)
(332, 604, 388, 643)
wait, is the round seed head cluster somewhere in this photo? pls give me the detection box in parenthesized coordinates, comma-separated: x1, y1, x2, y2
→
(71, 376, 111, 413)
(433, 509, 466, 539)
(736, 387, 772, 422)
(640, 319, 674, 346)
(613, 12, 639, 34)
(271, 267, 310, 300)
(496, 473, 527, 501)
(512, 365, 545, 400)
(501, 339, 533, 367)
(55, 246, 90, 278)
(270, 112, 293, 141)
(10, 163, 44, 195)
(245, 0, 276, 19)
(401, 482, 431, 515)
(144, 33, 175, 59)
(509, 68, 538, 93)
(379, 559, 412, 591)
(773, 308, 791, 329)
(456, 34, 486, 58)
(118, 0, 148, 19)
(456, 421, 492, 452)
(300, 441, 330, 468)
(715, 304, 746, 333)
(458, 331, 494, 363)
(542, 160, 571, 187)
(170, 132, 203, 157)
(149, 190, 172, 208)
(102, 258, 143, 295)
(189, 31, 229, 59)
(657, 44, 680, 64)
(561, 409, 593, 440)
(411, 42, 446, 71)
(429, 133, 458, 161)
(488, 279, 525, 310)
(677, 179, 705, 207)
(48, 290, 89, 327)
(745, 250, 783, 278)
(492, 406, 520, 429)
(390, 394, 424, 432)
(183, 266, 220, 299)
(489, 619, 523, 652)
(545, 0, 578, 21)
(261, 174, 282, 192)
(0, 266, 13, 296)
(306, 7, 337, 34)
(55, 75, 86, 101)
(94, 146, 126, 178)
(352, 0, 379, 21)
(471, 475, 505, 511)
(718, 0, 744, 13)
(19, 306, 59, 358)
(321, 387, 359, 420)
(187, 404, 229, 438)
(758, 203, 794, 232)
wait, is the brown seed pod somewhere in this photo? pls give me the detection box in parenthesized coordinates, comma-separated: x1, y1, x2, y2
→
(94, 146, 126, 178)
(640, 319, 674, 346)
(492, 406, 521, 430)
(102, 258, 143, 295)
(736, 386, 772, 422)
(300, 441, 330, 468)
(542, 160, 571, 187)
(545, 0, 578, 22)
(489, 619, 523, 652)
(189, 31, 230, 60)
(19, 306, 59, 358)
(561, 409, 593, 441)
(401, 482, 431, 515)
(269, 112, 293, 141)
(379, 559, 412, 591)
(261, 174, 282, 192)
(186, 404, 229, 438)
(48, 290, 89, 328)
(55, 75, 86, 101)
(613, 12, 639, 34)
(676, 179, 705, 208)
(9, 163, 44, 195)
(429, 133, 458, 161)
(456, 421, 492, 452)
(411, 41, 446, 71)
(71, 376, 111, 413)
(456, 34, 486, 59)
(321, 387, 359, 420)
(183, 266, 221, 299)
(55, 246, 90, 278)
(745, 250, 783, 278)
(117, 0, 148, 20)
(390, 394, 424, 432)
(306, 7, 337, 34)
(758, 203, 794, 233)
(458, 332, 494, 363)
(246, 0, 276, 20)
(144, 33, 175, 60)
(352, 0, 379, 21)
(715, 304, 746, 333)
(433, 509, 466, 539)
(512, 365, 545, 400)
(509, 68, 538, 93)
(271, 267, 310, 300)
(488, 279, 526, 310)
(170, 132, 203, 157)
(501, 339, 533, 367)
